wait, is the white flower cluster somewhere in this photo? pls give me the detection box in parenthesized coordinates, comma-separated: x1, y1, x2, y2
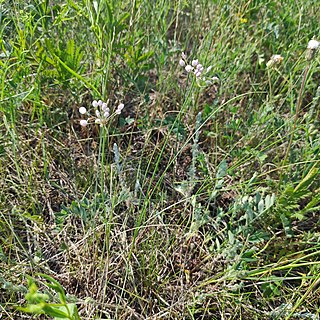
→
(79, 100, 124, 127)
(266, 54, 284, 68)
(306, 39, 319, 61)
(179, 52, 219, 85)
(307, 39, 319, 50)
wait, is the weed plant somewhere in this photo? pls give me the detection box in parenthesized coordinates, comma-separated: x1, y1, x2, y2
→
(0, 0, 320, 319)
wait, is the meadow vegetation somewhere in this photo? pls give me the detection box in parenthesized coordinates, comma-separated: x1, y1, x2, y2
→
(0, 0, 320, 319)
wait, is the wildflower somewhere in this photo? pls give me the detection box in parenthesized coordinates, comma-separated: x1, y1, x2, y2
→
(79, 107, 87, 115)
(79, 99, 124, 127)
(80, 119, 88, 127)
(101, 102, 108, 112)
(192, 59, 199, 67)
(179, 52, 218, 87)
(266, 54, 283, 68)
(196, 64, 203, 71)
(306, 39, 319, 60)
(307, 39, 319, 50)
(185, 65, 193, 72)
(115, 103, 125, 115)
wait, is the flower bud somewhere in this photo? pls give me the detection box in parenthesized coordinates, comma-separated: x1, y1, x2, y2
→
(179, 59, 186, 67)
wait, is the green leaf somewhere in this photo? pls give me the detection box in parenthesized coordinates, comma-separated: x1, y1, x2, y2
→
(294, 167, 318, 192)
(54, 303, 79, 319)
(216, 159, 227, 178)
(38, 274, 67, 304)
(258, 199, 264, 213)
(42, 305, 70, 318)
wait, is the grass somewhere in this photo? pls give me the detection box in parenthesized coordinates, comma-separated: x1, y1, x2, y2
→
(0, 0, 320, 319)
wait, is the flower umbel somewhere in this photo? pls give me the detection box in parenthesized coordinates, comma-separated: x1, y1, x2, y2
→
(179, 52, 219, 86)
(79, 99, 124, 127)
(266, 54, 284, 68)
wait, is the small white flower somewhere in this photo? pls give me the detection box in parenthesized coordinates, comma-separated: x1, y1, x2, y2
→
(79, 107, 87, 115)
(179, 59, 186, 67)
(272, 54, 283, 63)
(118, 103, 124, 110)
(95, 110, 100, 117)
(195, 71, 202, 77)
(104, 111, 110, 118)
(98, 100, 103, 107)
(181, 52, 187, 60)
(115, 109, 121, 115)
(206, 66, 213, 72)
(92, 100, 98, 107)
(80, 119, 88, 127)
(192, 59, 199, 66)
(185, 65, 193, 72)
(308, 39, 319, 50)
(101, 102, 108, 112)
(95, 119, 101, 124)
(267, 54, 283, 68)
(196, 64, 203, 71)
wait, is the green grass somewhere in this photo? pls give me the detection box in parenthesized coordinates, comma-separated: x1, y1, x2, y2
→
(1, 0, 320, 319)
